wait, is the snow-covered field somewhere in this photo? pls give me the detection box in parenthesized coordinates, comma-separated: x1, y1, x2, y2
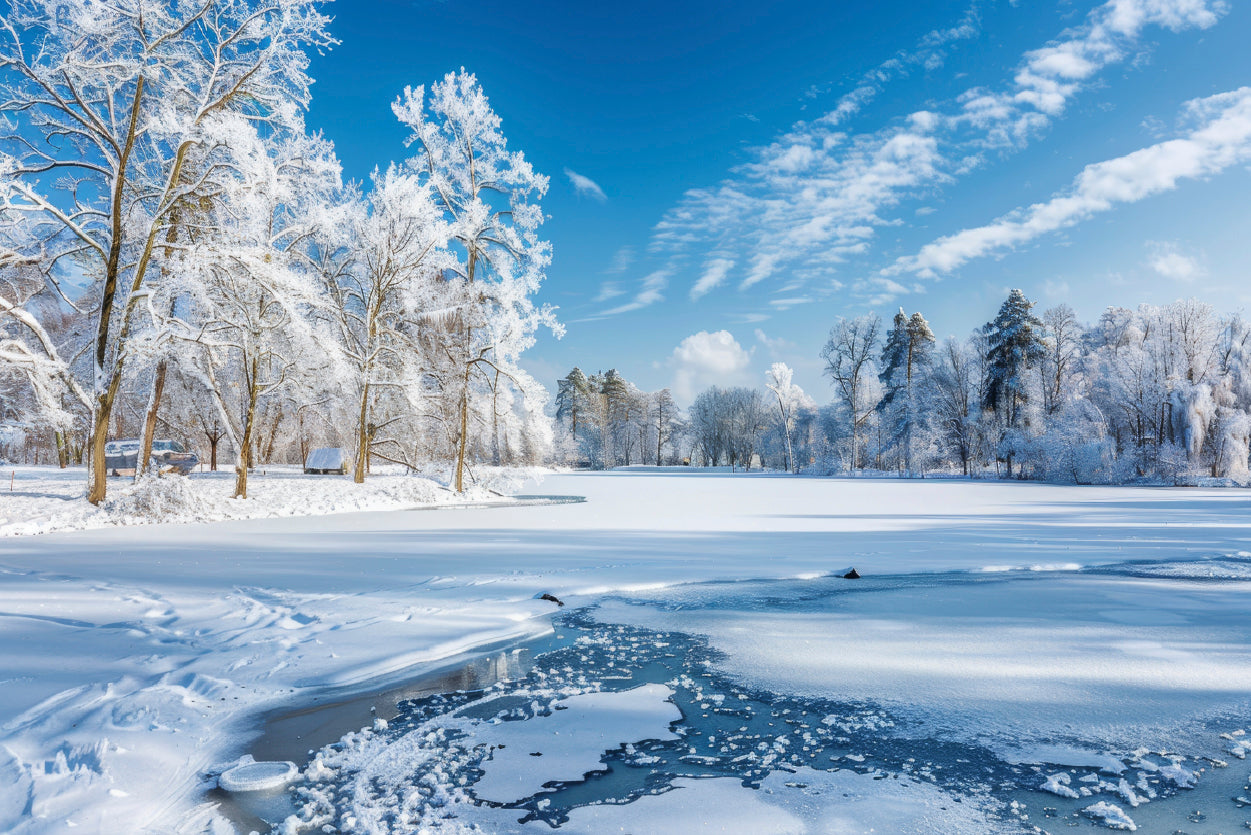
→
(3, 469, 1251, 833)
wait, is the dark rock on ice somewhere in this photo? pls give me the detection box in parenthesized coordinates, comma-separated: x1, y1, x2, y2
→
(843, 568, 861, 579)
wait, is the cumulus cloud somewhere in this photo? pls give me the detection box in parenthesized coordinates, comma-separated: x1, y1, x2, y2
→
(889, 87, 1251, 277)
(564, 167, 607, 202)
(649, 0, 1226, 301)
(1147, 241, 1204, 282)
(668, 330, 755, 404)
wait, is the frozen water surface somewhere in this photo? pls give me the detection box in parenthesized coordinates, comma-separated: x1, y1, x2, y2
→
(284, 561, 1251, 834)
(7, 471, 1251, 832)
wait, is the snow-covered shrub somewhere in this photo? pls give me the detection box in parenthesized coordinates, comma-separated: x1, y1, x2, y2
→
(101, 474, 226, 524)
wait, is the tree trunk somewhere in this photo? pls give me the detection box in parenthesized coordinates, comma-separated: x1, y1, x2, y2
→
(87, 369, 127, 503)
(454, 364, 471, 492)
(234, 362, 260, 499)
(54, 430, 69, 469)
(137, 360, 168, 478)
(354, 382, 370, 483)
(656, 415, 663, 466)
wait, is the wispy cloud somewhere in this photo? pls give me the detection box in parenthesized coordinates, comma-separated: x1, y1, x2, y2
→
(564, 167, 607, 202)
(600, 270, 669, 316)
(594, 281, 626, 302)
(690, 257, 736, 300)
(605, 245, 636, 274)
(819, 1, 984, 128)
(889, 88, 1251, 277)
(649, 0, 1227, 302)
(754, 328, 797, 356)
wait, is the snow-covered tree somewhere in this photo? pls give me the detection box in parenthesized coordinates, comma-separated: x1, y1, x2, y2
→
(171, 117, 337, 498)
(765, 362, 806, 473)
(0, 0, 333, 502)
(877, 309, 935, 474)
(393, 70, 561, 491)
(931, 337, 982, 475)
(983, 290, 1045, 475)
(331, 165, 450, 482)
(0, 260, 92, 442)
(650, 387, 680, 466)
(821, 314, 880, 470)
(1040, 304, 1082, 416)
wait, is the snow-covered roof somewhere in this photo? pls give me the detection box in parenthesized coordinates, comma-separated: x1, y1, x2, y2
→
(305, 447, 347, 470)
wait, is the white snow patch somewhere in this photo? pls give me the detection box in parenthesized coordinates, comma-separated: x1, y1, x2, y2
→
(472, 684, 681, 803)
(552, 767, 1001, 835)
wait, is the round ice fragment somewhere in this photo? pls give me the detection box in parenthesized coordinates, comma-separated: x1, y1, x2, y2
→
(218, 760, 299, 792)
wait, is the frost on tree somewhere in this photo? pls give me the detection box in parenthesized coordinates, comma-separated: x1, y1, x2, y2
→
(393, 70, 562, 491)
(821, 315, 881, 471)
(766, 362, 808, 474)
(877, 309, 935, 475)
(168, 118, 342, 499)
(327, 165, 452, 483)
(0, 0, 333, 502)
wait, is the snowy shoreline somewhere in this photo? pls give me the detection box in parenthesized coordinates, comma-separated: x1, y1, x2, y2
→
(0, 465, 550, 538)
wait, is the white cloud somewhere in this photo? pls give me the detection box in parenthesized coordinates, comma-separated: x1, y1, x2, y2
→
(768, 297, 814, 310)
(605, 245, 636, 274)
(648, 0, 1227, 301)
(730, 312, 772, 324)
(1044, 279, 1071, 298)
(594, 281, 625, 302)
(564, 167, 607, 202)
(889, 87, 1251, 278)
(755, 328, 797, 357)
(600, 270, 669, 316)
(1147, 241, 1204, 282)
(668, 330, 755, 404)
(690, 258, 736, 301)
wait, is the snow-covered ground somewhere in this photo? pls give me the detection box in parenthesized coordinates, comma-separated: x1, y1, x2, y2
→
(2, 469, 1251, 833)
(0, 465, 523, 537)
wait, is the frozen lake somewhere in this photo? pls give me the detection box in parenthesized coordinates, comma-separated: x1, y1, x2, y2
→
(283, 564, 1251, 834)
(3, 470, 1251, 832)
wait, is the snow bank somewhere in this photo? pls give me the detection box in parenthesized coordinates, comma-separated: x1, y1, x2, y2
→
(0, 466, 512, 536)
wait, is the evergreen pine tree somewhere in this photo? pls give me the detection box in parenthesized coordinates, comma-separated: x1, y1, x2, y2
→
(984, 289, 1046, 475)
(556, 367, 591, 440)
(984, 289, 1046, 425)
(878, 309, 936, 473)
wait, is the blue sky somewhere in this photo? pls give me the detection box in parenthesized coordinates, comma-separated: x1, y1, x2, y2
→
(307, 0, 1251, 404)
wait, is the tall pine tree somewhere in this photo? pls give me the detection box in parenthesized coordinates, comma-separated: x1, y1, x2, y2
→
(879, 309, 935, 473)
(984, 289, 1045, 475)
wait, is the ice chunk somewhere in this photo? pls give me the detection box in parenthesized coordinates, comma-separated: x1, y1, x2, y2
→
(1083, 801, 1137, 831)
(471, 683, 681, 803)
(1040, 772, 1080, 798)
(217, 760, 299, 792)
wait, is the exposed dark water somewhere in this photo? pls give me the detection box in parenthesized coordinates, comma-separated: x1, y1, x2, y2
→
(230, 565, 1251, 833)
